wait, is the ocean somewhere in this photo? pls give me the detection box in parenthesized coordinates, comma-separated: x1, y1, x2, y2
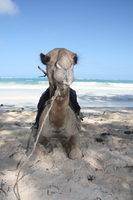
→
(0, 78, 133, 107)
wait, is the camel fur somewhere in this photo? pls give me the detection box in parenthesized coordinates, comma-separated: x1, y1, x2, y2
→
(37, 48, 82, 159)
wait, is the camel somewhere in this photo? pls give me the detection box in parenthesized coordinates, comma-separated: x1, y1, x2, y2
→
(37, 48, 82, 159)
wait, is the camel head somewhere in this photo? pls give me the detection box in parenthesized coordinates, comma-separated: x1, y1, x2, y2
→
(40, 48, 78, 92)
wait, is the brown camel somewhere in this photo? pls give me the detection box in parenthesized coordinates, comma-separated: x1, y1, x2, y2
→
(37, 48, 82, 159)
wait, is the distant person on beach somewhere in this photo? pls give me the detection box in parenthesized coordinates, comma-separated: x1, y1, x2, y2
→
(35, 87, 83, 127)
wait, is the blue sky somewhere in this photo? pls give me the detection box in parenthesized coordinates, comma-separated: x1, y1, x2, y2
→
(0, 0, 133, 80)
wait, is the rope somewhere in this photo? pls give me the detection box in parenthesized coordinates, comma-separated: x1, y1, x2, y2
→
(15, 89, 60, 200)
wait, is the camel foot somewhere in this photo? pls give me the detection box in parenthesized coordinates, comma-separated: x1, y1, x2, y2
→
(36, 143, 46, 155)
(36, 143, 52, 154)
(69, 148, 82, 160)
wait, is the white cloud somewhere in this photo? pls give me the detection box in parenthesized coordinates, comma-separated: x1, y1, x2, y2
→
(0, 0, 19, 15)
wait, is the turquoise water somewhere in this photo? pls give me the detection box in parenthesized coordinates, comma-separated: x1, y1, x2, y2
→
(0, 77, 49, 85)
(0, 77, 133, 84)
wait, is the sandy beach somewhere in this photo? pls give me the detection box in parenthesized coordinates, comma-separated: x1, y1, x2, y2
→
(0, 104, 133, 200)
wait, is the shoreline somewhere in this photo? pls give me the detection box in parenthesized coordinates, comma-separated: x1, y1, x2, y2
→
(1, 79, 133, 109)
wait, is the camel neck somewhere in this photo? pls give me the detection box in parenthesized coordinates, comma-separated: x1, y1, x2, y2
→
(50, 87, 69, 128)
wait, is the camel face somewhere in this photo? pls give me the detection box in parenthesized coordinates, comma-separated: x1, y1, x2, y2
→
(40, 48, 78, 89)
(53, 61, 74, 89)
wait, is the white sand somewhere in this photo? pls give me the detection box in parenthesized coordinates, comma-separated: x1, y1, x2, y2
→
(0, 105, 133, 200)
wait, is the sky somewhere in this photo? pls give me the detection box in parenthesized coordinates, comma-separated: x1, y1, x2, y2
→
(0, 0, 133, 80)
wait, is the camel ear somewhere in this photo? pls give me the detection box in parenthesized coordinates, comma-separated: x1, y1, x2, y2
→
(40, 53, 50, 65)
(73, 54, 78, 64)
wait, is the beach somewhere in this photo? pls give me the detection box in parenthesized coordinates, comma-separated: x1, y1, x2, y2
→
(0, 79, 133, 200)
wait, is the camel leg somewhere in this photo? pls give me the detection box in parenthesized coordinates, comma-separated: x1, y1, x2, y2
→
(60, 138, 71, 157)
(38, 135, 48, 146)
(69, 134, 82, 160)
(37, 135, 53, 154)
